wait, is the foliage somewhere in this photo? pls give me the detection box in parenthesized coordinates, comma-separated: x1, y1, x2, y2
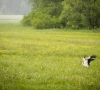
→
(21, 12, 34, 26)
(31, 11, 60, 29)
(21, 0, 100, 29)
(61, 0, 100, 29)
(81, 0, 100, 29)
(22, 0, 63, 29)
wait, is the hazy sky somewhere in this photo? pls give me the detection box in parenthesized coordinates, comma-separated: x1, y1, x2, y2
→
(0, 0, 31, 15)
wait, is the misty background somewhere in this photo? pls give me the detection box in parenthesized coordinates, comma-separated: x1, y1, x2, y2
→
(0, 0, 31, 15)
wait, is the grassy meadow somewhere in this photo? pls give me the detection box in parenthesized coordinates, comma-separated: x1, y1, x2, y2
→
(0, 23, 100, 90)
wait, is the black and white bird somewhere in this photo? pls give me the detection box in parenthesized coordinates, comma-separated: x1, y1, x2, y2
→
(82, 55, 96, 67)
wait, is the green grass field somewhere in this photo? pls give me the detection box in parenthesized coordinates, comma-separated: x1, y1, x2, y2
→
(0, 24, 100, 90)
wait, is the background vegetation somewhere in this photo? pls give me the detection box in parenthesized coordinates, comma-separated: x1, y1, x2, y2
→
(0, 23, 100, 90)
(21, 0, 100, 29)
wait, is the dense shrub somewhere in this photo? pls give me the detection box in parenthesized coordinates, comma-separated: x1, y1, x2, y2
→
(21, 11, 60, 29)
(21, 12, 35, 26)
(21, 15, 31, 26)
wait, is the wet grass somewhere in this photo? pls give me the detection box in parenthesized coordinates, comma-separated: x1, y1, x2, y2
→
(0, 24, 100, 90)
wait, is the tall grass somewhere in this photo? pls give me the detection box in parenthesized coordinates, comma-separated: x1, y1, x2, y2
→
(0, 24, 100, 90)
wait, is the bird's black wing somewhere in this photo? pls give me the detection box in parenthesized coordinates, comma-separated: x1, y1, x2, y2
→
(90, 55, 96, 58)
(87, 55, 96, 65)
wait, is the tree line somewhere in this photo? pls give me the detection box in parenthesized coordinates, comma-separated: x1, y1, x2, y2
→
(0, 0, 31, 15)
(21, 0, 100, 29)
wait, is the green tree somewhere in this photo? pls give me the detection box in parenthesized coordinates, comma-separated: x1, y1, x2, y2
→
(22, 0, 63, 28)
(60, 0, 100, 29)
(81, 0, 100, 29)
(22, 0, 100, 29)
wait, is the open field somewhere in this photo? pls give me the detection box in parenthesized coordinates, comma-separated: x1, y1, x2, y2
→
(0, 24, 100, 90)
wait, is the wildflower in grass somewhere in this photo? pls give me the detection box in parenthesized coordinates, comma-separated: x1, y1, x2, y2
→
(73, 64, 76, 66)
(89, 82, 93, 86)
